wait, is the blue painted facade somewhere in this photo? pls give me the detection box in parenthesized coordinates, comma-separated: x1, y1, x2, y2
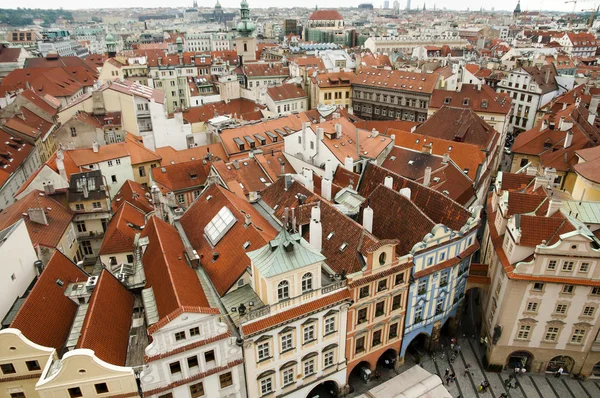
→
(400, 229, 477, 357)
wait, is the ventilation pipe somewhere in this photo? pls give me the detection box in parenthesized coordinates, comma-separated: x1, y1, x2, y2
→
(309, 206, 322, 252)
(384, 176, 393, 189)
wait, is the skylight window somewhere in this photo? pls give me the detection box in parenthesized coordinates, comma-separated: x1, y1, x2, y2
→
(204, 207, 236, 246)
(340, 242, 348, 252)
(327, 232, 335, 240)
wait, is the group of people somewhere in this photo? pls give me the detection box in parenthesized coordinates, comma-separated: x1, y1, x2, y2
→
(444, 367, 457, 385)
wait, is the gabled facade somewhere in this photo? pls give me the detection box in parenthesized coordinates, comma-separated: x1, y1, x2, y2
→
(240, 228, 350, 398)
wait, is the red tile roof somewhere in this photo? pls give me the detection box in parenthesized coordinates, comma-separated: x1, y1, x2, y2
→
(212, 158, 272, 195)
(179, 184, 277, 296)
(19, 88, 60, 116)
(182, 99, 265, 124)
(499, 172, 535, 192)
(112, 180, 154, 214)
(156, 144, 228, 166)
(125, 133, 161, 165)
(267, 83, 307, 102)
(242, 289, 350, 336)
(0, 190, 73, 248)
(11, 252, 88, 350)
(76, 270, 133, 366)
(151, 158, 210, 193)
(99, 202, 146, 255)
(353, 69, 440, 94)
(308, 10, 343, 20)
(429, 84, 511, 115)
(142, 216, 213, 320)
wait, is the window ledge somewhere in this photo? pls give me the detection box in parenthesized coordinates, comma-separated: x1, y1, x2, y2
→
(257, 356, 273, 364)
(303, 338, 317, 346)
(280, 347, 295, 355)
(324, 330, 337, 338)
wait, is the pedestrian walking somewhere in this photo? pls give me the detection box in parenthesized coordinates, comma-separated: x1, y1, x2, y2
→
(450, 372, 456, 383)
(521, 367, 527, 376)
(464, 363, 472, 377)
(446, 376, 451, 385)
(514, 366, 520, 375)
(555, 367, 563, 378)
(455, 344, 461, 354)
(450, 354, 456, 363)
(445, 368, 450, 377)
(451, 342, 455, 351)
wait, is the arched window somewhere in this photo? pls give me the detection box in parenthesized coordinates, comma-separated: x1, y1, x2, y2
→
(278, 280, 289, 301)
(244, 43, 248, 52)
(302, 273, 313, 293)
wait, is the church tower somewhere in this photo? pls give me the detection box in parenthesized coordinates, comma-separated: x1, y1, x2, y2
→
(235, 0, 257, 63)
(105, 33, 117, 58)
(513, 0, 522, 20)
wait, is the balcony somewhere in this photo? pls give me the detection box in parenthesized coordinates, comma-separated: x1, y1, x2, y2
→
(77, 230, 104, 240)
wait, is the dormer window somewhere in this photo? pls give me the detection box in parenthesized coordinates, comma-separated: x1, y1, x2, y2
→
(462, 98, 470, 106)
(443, 97, 451, 104)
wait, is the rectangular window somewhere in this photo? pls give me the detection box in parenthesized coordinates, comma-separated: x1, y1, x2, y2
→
(205, 350, 215, 363)
(395, 273, 404, 285)
(260, 377, 273, 395)
(526, 302, 538, 312)
(592, 287, 600, 296)
(545, 327, 559, 341)
(414, 306, 423, 323)
(94, 383, 109, 394)
(392, 294, 402, 310)
(116, 159, 121, 165)
(547, 260, 557, 270)
(111, 175, 117, 183)
(580, 262, 590, 272)
(75, 221, 86, 233)
(70, 127, 77, 137)
(303, 325, 315, 343)
(177, 193, 185, 204)
(175, 331, 186, 341)
(281, 333, 293, 351)
(324, 351, 334, 367)
(190, 327, 200, 336)
(26, 360, 40, 371)
(75, 203, 84, 211)
(187, 355, 199, 368)
(555, 304, 568, 314)
(257, 342, 270, 361)
(583, 306, 595, 317)
(562, 285, 575, 294)
(418, 279, 427, 295)
(169, 361, 182, 374)
(190, 382, 205, 397)
(92, 202, 101, 209)
(533, 282, 544, 291)
(219, 372, 233, 388)
(517, 325, 531, 340)
(372, 329, 382, 346)
(0, 363, 15, 374)
(359, 285, 369, 298)
(139, 166, 146, 177)
(357, 307, 367, 324)
(355, 336, 365, 353)
(375, 301, 385, 317)
(68, 388, 83, 398)
(325, 317, 335, 334)
(562, 261, 574, 272)
(304, 359, 315, 376)
(283, 368, 294, 385)
(107, 160, 113, 167)
(389, 323, 398, 339)
(571, 329, 586, 344)
(377, 279, 387, 292)
(80, 240, 93, 256)
(439, 272, 448, 287)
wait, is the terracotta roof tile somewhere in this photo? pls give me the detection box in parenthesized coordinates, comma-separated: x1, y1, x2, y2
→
(0, 190, 73, 247)
(180, 184, 277, 296)
(112, 180, 155, 214)
(212, 158, 272, 195)
(11, 252, 88, 350)
(99, 202, 146, 255)
(267, 83, 307, 102)
(76, 270, 134, 366)
(353, 69, 439, 94)
(499, 172, 535, 191)
(182, 98, 265, 124)
(506, 192, 548, 216)
(429, 84, 511, 115)
(142, 216, 212, 319)
(308, 10, 344, 20)
(125, 133, 161, 165)
(151, 158, 210, 193)
(241, 289, 350, 336)
(156, 144, 228, 166)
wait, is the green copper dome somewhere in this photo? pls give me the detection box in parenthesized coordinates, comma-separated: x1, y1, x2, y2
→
(237, 0, 255, 37)
(215, 0, 222, 9)
(105, 33, 115, 44)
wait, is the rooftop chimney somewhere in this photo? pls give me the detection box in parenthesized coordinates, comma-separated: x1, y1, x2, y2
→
(384, 176, 393, 189)
(546, 199, 562, 217)
(564, 130, 574, 148)
(321, 177, 332, 201)
(92, 141, 99, 153)
(423, 167, 432, 186)
(324, 159, 334, 180)
(422, 143, 433, 155)
(399, 187, 411, 200)
(344, 156, 354, 172)
(27, 208, 48, 225)
(363, 206, 373, 233)
(309, 206, 322, 252)
(442, 153, 450, 163)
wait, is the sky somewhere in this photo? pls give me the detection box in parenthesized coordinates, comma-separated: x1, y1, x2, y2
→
(3, 0, 594, 12)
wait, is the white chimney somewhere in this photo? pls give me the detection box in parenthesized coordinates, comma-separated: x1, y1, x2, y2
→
(546, 199, 562, 217)
(564, 131, 574, 148)
(588, 113, 596, 126)
(56, 157, 67, 182)
(344, 156, 354, 171)
(151, 185, 163, 220)
(442, 153, 450, 163)
(334, 123, 342, 138)
(423, 167, 432, 186)
(309, 206, 322, 252)
(390, 134, 396, 142)
(324, 159, 334, 180)
(27, 208, 48, 225)
(399, 187, 411, 200)
(303, 168, 314, 192)
(363, 206, 373, 233)
(316, 127, 324, 143)
(384, 176, 393, 189)
(92, 141, 99, 153)
(321, 178, 332, 201)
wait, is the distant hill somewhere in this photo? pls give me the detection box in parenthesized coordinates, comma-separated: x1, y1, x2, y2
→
(0, 8, 73, 27)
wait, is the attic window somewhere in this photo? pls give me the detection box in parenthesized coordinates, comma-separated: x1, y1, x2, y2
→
(56, 279, 64, 287)
(339, 242, 348, 252)
(206, 195, 213, 201)
(481, 100, 488, 108)
(189, 173, 198, 179)
(327, 232, 335, 240)
(444, 97, 451, 104)
(433, 177, 441, 183)
(243, 241, 251, 249)
(462, 98, 470, 106)
(204, 206, 236, 246)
